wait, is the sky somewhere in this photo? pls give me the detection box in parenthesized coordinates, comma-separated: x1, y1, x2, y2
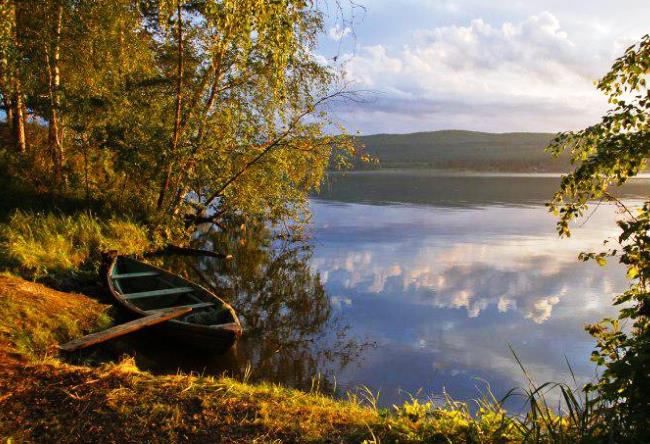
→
(317, 0, 650, 135)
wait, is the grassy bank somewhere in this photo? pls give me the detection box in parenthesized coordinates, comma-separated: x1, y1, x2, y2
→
(0, 273, 606, 443)
(0, 271, 374, 441)
(0, 210, 609, 443)
(0, 209, 161, 294)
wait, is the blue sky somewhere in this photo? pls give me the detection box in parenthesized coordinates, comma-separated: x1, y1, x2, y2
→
(317, 0, 650, 134)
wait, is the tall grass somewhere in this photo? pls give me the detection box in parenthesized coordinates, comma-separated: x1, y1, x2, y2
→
(347, 350, 609, 443)
(504, 349, 599, 443)
(356, 381, 606, 443)
(0, 210, 156, 279)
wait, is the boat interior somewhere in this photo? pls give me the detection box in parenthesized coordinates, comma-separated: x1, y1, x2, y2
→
(110, 257, 236, 326)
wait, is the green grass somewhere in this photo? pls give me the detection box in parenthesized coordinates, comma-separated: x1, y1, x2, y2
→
(0, 210, 157, 282)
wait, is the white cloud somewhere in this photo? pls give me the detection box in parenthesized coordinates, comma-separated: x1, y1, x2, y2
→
(328, 24, 352, 41)
(334, 12, 619, 133)
(314, 239, 614, 323)
(526, 296, 560, 323)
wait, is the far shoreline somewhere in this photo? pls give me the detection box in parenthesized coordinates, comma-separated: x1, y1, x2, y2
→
(327, 169, 650, 179)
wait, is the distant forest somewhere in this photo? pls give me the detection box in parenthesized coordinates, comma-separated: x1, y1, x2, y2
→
(353, 130, 573, 172)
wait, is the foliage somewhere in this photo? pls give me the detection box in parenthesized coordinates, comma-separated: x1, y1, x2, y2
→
(0, 0, 358, 233)
(547, 34, 650, 440)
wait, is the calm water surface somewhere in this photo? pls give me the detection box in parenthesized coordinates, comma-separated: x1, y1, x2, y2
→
(129, 172, 649, 409)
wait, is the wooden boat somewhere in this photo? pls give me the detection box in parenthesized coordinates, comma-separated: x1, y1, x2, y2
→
(105, 255, 242, 352)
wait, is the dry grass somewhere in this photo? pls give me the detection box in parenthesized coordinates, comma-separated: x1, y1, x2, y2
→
(1, 358, 381, 443)
(0, 275, 607, 443)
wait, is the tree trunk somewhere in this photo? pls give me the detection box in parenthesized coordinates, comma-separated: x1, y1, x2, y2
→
(12, 78, 26, 153)
(47, 1, 64, 182)
(166, 63, 223, 216)
(0, 0, 26, 153)
(156, 0, 184, 212)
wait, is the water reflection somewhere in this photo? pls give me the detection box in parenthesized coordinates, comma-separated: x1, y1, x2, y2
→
(308, 196, 638, 406)
(318, 171, 649, 208)
(313, 239, 624, 324)
(131, 217, 367, 394)
(124, 173, 648, 410)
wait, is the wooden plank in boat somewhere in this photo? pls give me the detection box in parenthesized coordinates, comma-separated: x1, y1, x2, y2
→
(146, 301, 215, 312)
(112, 271, 160, 279)
(122, 287, 194, 300)
(59, 307, 192, 352)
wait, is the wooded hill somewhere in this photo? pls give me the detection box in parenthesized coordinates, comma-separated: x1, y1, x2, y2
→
(355, 130, 572, 172)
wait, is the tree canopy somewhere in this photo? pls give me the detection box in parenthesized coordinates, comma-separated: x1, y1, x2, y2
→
(0, 0, 356, 234)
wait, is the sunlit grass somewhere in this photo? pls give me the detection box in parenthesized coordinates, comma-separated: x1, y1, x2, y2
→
(0, 210, 155, 280)
(0, 275, 111, 361)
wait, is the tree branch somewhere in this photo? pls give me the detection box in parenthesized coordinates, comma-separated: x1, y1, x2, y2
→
(198, 92, 339, 212)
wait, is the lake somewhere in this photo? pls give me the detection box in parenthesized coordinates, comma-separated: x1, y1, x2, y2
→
(128, 171, 649, 410)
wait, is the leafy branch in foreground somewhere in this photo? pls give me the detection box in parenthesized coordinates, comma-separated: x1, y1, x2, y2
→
(547, 34, 650, 440)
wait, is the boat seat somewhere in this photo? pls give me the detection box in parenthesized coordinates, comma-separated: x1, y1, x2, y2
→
(122, 287, 195, 300)
(145, 301, 215, 313)
(112, 271, 160, 279)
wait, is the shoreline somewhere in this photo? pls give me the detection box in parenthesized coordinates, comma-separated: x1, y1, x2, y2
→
(327, 169, 650, 179)
(0, 274, 583, 442)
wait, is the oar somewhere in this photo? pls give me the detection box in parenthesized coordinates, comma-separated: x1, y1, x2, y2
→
(60, 306, 192, 352)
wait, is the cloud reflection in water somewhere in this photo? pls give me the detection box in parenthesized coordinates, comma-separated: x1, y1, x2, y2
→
(309, 199, 631, 405)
